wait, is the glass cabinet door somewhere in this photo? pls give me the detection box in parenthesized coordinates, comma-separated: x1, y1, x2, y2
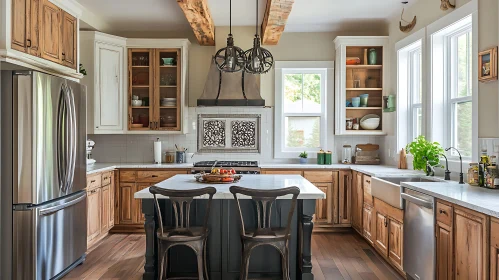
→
(128, 49, 154, 130)
(154, 49, 181, 131)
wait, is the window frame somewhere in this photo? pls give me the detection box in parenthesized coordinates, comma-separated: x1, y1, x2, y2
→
(408, 47, 423, 141)
(428, 2, 477, 161)
(274, 61, 334, 159)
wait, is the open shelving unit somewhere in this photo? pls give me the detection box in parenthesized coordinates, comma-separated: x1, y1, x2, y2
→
(334, 36, 389, 135)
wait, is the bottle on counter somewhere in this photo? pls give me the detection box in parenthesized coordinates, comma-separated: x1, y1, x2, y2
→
(468, 163, 479, 186)
(479, 155, 490, 187)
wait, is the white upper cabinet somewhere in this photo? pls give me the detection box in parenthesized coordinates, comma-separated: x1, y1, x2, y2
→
(334, 36, 389, 136)
(80, 31, 126, 134)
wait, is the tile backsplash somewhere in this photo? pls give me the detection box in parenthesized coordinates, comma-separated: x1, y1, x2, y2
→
(89, 107, 385, 164)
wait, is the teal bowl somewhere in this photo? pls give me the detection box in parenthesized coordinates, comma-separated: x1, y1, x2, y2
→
(352, 97, 360, 107)
(162, 58, 174, 65)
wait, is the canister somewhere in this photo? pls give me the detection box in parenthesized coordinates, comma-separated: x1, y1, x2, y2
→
(325, 151, 332, 165)
(317, 150, 325, 165)
(175, 151, 185, 163)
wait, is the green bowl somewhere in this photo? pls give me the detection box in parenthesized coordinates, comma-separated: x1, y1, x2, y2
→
(162, 58, 174, 65)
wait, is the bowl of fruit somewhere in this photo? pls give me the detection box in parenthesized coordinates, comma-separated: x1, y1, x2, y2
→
(194, 168, 242, 184)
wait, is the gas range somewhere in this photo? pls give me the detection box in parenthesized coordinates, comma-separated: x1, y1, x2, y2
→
(191, 161, 260, 174)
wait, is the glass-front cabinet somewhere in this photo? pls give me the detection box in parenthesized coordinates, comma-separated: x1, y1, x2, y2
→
(127, 40, 188, 133)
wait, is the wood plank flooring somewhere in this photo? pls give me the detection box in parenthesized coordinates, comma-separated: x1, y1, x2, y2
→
(63, 231, 403, 280)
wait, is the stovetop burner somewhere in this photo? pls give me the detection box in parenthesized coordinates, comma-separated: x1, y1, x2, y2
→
(194, 161, 259, 168)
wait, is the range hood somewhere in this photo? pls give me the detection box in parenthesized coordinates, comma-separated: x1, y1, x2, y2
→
(197, 59, 265, 106)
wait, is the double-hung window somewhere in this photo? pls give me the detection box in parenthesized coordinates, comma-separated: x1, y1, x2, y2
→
(448, 28, 473, 157)
(274, 62, 333, 158)
(409, 48, 423, 140)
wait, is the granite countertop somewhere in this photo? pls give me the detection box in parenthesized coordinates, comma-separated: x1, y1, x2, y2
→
(401, 181, 499, 218)
(86, 163, 194, 175)
(259, 163, 422, 177)
(134, 174, 326, 200)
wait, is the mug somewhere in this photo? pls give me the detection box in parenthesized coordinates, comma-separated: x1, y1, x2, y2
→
(185, 153, 194, 163)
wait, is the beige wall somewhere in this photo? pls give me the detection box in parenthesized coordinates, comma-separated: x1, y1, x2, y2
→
(386, 0, 499, 138)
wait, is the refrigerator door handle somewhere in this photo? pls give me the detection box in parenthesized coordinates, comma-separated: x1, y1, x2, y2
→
(65, 85, 77, 192)
(56, 85, 68, 193)
(38, 192, 86, 216)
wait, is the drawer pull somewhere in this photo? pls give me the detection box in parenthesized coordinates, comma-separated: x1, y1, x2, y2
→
(384, 217, 388, 227)
(90, 189, 97, 194)
(103, 177, 108, 180)
(439, 209, 446, 214)
(90, 180, 96, 183)
(366, 180, 370, 183)
(151, 175, 158, 178)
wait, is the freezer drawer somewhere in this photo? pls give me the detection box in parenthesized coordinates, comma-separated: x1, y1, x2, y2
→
(13, 191, 87, 280)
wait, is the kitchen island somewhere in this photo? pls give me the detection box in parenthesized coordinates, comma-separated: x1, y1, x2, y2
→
(134, 174, 325, 280)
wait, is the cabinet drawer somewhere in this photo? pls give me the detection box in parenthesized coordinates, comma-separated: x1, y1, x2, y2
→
(137, 171, 182, 183)
(86, 174, 101, 190)
(101, 171, 112, 186)
(120, 171, 137, 182)
(304, 171, 333, 183)
(363, 175, 372, 194)
(436, 201, 452, 226)
(263, 170, 303, 175)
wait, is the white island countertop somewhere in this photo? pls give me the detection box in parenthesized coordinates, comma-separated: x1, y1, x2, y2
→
(134, 174, 326, 200)
(401, 181, 499, 218)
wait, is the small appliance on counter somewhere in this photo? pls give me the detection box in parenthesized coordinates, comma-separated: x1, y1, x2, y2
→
(87, 139, 96, 165)
(353, 144, 381, 165)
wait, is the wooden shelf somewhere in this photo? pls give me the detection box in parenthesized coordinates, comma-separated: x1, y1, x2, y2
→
(346, 65, 382, 69)
(160, 65, 177, 68)
(159, 85, 177, 88)
(160, 106, 177, 109)
(132, 85, 149, 88)
(132, 106, 149, 109)
(342, 130, 386, 136)
(346, 107, 382, 110)
(131, 66, 150, 68)
(346, 88, 383, 91)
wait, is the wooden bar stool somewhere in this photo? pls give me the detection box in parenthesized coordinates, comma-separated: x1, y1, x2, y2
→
(149, 186, 217, 280)
(229, 186, 300, 280)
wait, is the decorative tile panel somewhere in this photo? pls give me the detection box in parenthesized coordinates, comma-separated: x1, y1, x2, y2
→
(231, 120, 256, 148)
(198, 114, 260, 153)
(202, 120, 226, 148)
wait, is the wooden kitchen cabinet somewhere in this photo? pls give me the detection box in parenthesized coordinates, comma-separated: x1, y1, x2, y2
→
(12, 0, 41, 56)
(436, 221, 453, 280)
(337, 170, 352, 225)
(389, 219, 403, 271)
(491, 217, 499, 280)
(113, 169, 189, 233)
(453, 206, 489, 280)
(86, 185, 101, 243)
(61, 11, 77, 69)
(363, 202, 374, 245)
(101, 185, 111, 232)
(313, 182, 333, 224)
(375, 211, 389, 256)
(40, 0, 62, 64)
(352, 171, 363, 233)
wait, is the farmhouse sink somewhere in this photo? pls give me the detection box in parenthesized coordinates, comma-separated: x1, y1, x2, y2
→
(371, 176, 442, 209)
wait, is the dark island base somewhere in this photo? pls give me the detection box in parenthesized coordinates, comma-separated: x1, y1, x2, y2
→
(141, 199, 316, 280)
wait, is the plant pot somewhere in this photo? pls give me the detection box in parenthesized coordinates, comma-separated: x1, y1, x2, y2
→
(299, 158, 308, 164)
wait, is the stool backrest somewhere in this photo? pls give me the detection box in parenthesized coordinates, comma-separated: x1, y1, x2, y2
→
(149, 186, 217, 237)
(229, 186, 300, 238)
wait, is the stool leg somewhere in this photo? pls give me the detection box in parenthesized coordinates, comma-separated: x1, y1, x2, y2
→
(281, 247, 290, 280)
(196, 247, 204, 280)
(158, 242, 164, 280)
(203, 237, 209, 280)
(240, 243, 254, 280)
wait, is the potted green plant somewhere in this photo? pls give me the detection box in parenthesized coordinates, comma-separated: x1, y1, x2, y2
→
(299, 151, 308, 164)
(405, 135, 444, 176)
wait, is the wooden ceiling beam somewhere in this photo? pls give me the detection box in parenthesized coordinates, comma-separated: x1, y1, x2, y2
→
(261, 0, 294, 45)
(177, 0, 215, 46)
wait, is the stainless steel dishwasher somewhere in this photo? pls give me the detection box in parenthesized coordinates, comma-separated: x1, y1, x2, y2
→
(401, 188, 435, 280)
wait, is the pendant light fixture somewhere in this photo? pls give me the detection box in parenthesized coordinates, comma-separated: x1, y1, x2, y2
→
(244, 0, 274, 74)
(215, 0, 246, 73)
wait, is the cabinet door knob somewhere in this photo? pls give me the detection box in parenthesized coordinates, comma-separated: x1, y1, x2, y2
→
(26, 39, 31, 47)
(439, 209, 446, 214)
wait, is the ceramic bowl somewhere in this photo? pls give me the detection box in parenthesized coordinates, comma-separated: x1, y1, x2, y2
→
(360, 114, 380, 130)
(132, 100, 143, 107)
(162, 58, 174, 65)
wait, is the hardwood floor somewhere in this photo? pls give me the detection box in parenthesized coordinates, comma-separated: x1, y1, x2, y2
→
(63, 231, 402, 280)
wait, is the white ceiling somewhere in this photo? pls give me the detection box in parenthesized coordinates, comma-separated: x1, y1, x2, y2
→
(77, 0, 415, 33)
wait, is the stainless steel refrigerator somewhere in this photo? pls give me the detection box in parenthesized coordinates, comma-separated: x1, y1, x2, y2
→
(0, 70, 87, 280)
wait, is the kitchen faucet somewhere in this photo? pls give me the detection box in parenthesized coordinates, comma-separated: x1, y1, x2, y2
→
(445, 147, 464, 184)
(441, 153, 451, 180)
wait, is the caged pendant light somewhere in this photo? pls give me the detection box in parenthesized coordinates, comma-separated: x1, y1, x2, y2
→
(244, 0, 274, 74)
(214, 0, 246, 73)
